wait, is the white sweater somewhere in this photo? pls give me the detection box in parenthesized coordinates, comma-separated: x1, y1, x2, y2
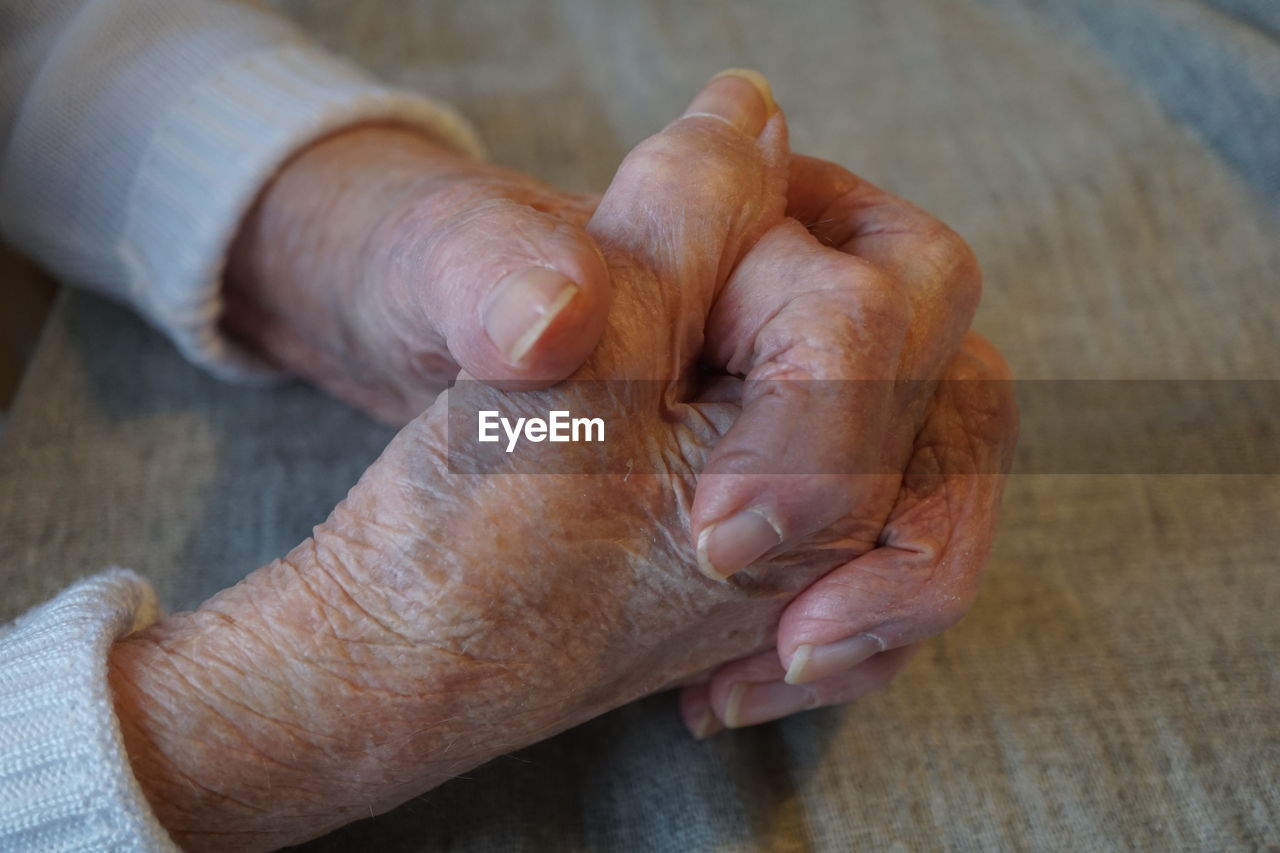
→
(0, 1, 483, 848)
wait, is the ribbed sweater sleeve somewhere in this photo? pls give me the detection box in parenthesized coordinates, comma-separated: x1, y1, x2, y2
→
(0, 0, 484, 380)
(0, 569, 178, 851)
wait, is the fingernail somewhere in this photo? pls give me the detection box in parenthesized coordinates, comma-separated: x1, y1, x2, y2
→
(683, 68, 775, 135)
(483, 267, 578, 364)
(785, 635, 883, 685)
(712, 68, 776, 113)
(690, 707, 721, 740)
(724, 681, 815, 728)
(696, 510, 782, 581)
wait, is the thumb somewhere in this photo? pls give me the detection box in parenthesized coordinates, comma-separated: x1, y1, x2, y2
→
(405, 196, 612, 389)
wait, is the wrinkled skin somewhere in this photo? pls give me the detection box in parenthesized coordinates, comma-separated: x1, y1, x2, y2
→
(109, 77, 1017, 851)
(222, 73, 997, 731)
(224, 126, 609, 421)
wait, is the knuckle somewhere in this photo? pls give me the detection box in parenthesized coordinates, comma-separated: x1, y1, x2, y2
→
(824, 264, 913, 355)
(753, 262, 914, 380)
(397, 181, 520, 246)
(624, 126, 744, 197)
(418, 178, 504, 216)
(851, 267, 913, 335)
(928, 222, 983, 304)
(953, 368, 1020, 456)
(380, 185, 512, 265)
(751, 320, 851, 380)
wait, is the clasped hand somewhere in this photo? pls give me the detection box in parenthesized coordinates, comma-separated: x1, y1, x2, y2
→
(111, 71, 1017, 851)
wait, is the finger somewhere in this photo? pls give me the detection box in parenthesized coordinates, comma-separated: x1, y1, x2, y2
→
(396, 194, 612, 388)
(788, 154, 981, 378)
(678, 682, 724, 740)
(703, 645, 920, 728)
(585, 69, 789, 333)
(776, 333, 1018, 685)
(691, 218, 911, 581)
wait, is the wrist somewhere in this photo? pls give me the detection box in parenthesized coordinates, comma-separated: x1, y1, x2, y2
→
(105, 524, 535, 851)
(107, 576, 340, 852)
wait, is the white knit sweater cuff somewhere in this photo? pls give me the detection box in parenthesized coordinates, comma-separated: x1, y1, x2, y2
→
(120, 43, 486, 382)
(0, 569, 177, 852)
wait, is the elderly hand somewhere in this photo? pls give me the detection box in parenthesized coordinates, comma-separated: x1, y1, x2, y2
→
(678, 153, 1008, 732)
(221, 77, 999, 734)
(107, 74, 1015, 850)
(680, 328, 1015, 735)
(221, 123, 613, 423)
